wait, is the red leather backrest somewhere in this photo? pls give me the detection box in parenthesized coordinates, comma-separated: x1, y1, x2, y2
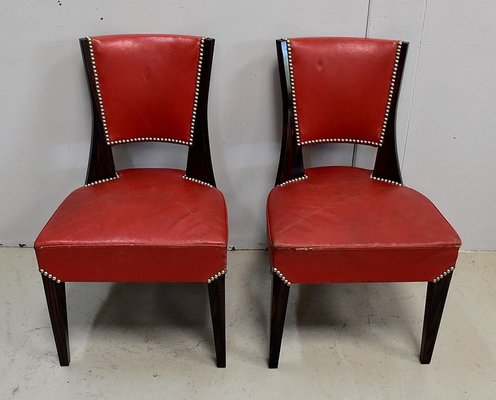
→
(88, 34, 203, 146)
(287, 37, 401, 146)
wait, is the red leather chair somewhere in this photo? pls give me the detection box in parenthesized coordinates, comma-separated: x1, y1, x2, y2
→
(35, 34, 227, 367)
(267, 37, 461, 368)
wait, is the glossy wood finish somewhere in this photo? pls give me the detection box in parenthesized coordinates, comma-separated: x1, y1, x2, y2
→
(372, 41, 409, 184)
(269, 275, 290, 368)
(275, 39, 305, 186)
(420, 272, 453, 364)
(274, 39, 409, 185)
(270, 39, 456, 367)
(40, 37, 224, 367)
(80, 38, 117, 185)
(42, 276, 70, 366)
(80, 37, 217, 188)
(186, 38, 217, 187)
(207, 275, 226, 367)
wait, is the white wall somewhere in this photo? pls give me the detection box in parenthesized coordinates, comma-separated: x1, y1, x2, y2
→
(0, 1, 494, 250)
(401, 0, 496, 250)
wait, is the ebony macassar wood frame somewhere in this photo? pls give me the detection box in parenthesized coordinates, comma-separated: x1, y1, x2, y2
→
(41, 37, 225, 368)
(269, 38, 453, 368)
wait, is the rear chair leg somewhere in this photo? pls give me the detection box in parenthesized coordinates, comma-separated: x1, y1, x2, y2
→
(269, 275, 290, 368)
(208, 275, 226, 367)
(42, 275, 70, 366)
(420, 272, 453, 364)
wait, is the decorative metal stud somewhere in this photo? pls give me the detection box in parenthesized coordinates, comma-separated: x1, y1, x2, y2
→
(285, 39, 302, 146)
(182, 175, 213, 187)
(207, 269, 226, 283)
(379, 41, 402, 147)
(87, 36, 112, 146)
(39, 268, 61, 284)
(188, 37, 205, 146)
(277, 175, 309, 187)
(300, 137, 378, 146)
(85, 173, 120, 187)
(87, 36, 206, 147)
(271, 267, 291, 286)
(108, 137, 191, 146)
(369, 172, 403, 186)
(284, 39, 402, 148)
(432, 266, 455, 283)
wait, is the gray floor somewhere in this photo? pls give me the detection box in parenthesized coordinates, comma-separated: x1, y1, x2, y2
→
(1, 248, 495, 399)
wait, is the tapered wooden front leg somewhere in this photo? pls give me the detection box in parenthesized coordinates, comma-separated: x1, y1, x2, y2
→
(420, 272, 453, 364)
(42, 275, 70, 366)
(269, 275, 290, 368)
(208, 275, 226, 367)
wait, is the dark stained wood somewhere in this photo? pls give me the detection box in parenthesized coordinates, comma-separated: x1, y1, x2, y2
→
(207, 275, 226, 367)
(420, 272, 453, 364)
(269, 275, 290, 368)
(79, 38, 117, 185)
(42, 276, 70, 366)
(274, 39, 305, 186)
(40, 36, 223, 367)
(270, 39, 455, 367)
(80, 37, 217, 187)
(186, 38, 217, 187)
(274, 39, 409, 186)
(372, 41, 409, 184)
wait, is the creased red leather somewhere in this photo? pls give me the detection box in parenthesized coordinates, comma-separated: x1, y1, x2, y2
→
(91, 34, 201, 144)
(35, 169, 227, 282)
(267, 167, 461, 283)
(289, 37, 399, 145)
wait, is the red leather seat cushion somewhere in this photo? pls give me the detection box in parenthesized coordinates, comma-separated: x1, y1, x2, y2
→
(267, 167, 461, 283)
(35, 169, 227, 282)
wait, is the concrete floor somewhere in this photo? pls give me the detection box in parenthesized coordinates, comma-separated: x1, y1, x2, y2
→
(1, 248, 495, 399)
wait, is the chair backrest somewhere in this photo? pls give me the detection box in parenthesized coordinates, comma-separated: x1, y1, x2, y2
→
(80, 34, 217, 187)
(275, 37, 408, 185)
(87, 34, 203, 146)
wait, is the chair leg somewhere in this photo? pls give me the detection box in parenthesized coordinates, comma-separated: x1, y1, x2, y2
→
(207, 275, 226, 367)
(419, 272, 453, 364)
(269, 275, 290, 368)
(41, 275, 70, 366)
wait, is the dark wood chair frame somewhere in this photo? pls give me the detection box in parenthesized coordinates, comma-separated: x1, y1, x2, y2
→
(269, 39, 453, 367)
(41, 37, 226, 368)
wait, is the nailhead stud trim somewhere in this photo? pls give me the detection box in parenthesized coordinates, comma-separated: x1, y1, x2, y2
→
(87, 36, 206, 147)
(110, 137, 191, 145)
(369, 173, 402, 186)
(39, 268, 61, 284)
(284, 39, 402, 148)
(432, 266, 455, 283)
(85, 173, 120, 187)
(189, 37, 205, 145)
(271, 267, 291, 286)
(379, 41, 403, 147)
(207, 269, 226, 283)
(87, 36, 112, 145)
(277, 175, 308, 187)
(285, 39, 302, 146)
(182, 175, 213, 187)
(301, 138, 379, 146)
